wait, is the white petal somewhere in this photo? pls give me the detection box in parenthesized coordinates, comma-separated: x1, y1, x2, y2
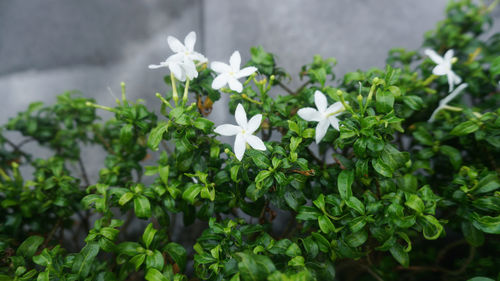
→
(148, 62, 168, 69)
(228, 77, 243, 93)
(246, 114, 262, 134)
(424, 49, 443, 64)
(212, 74, 229, 89)
(315, 119, 330, 143)
(444, 49, 454, 62)
(432, 64, 448, 76)
(182, 59, 198, 80)
(236, 66, 257, 79)
(169, 62, 185, 81)
(314, 90, 327, 113)
(245, 135, 266, 151)
(211, 61, 231, 74)
(325, 101, 345, 116)
(191, 51, 207, 63)
(451, 71, 462, 85)
(166, 53, 184, 63)
(167, 36, 185, 53)
(328, 116, 340, 131)
(447, 74, 454, 92)
(234, 103, 247, 128)
(234, 133, 246, 161)
(214, 124, 241, 136)
(297, 107, 322, 122)
(184, 31, 196, 51)
(230, 51, 241, 71)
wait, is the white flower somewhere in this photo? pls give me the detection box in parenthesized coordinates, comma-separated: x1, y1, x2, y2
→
(211, 51, 257, 93)
(425, 49, 462, 92)
(214, 103, 266, 161)
(149, 31, 207, 81)
(298, 90, 346, 144)
(428, 83, 468, 122)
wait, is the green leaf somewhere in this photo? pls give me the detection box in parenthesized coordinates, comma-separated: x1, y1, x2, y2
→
(439, 145, 462, 169)
(134, 196, 152, 218)
(142, 223, 157, 249)
(71, 242, 100, 278)
(236, 252, 276, 281)
(389, 244, 409, 267)
(36, 272, 49, 281)
(247, 150, 270, 169)
(467, 277, 495, 281)
(165, 242, 187, 272)
(376, 90, 395, 113)
(148, 121, 169, 150)
(193, 117, 214, 133)
(372, 158, 392, 177)
(182, 184, 203, 204)
(145, 268, 168, 281)
(346, 196, 365, 215)
(420, 215, 443, 239)
(346, 230, 368, 247)
(402, 95, 424, 110)
(120, 124, 133, 143)
(472, 213, 500, 234)
(119, 192, 134, 206)
(450, 120, 479, 136)
(146, 250, 164, 271)
(405, 194, 424, 214)
(287, 256, 305, 267)
(130, 254, 146, 271)
(461, 221, 484, 247)
(230, 165, 241, 183)
(296, 206, 321, 221)
(17, 236, 44, 258)
(337, 170, 354, 200)
(288, 120, 300, 135)
(318, 215, 335, 234)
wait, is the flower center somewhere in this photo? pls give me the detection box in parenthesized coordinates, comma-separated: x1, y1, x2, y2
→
(229, 71, 235, 76)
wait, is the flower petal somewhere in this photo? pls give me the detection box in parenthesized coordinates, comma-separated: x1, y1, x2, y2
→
(191, 51, 207, 63)
(297, 108, 322, 122)
(182, 59, 198, 80)
(167, 36, 185, 53)
(236, 66, 257, 79)
(212, 74, 229, 89)
(439, 83, 468, 106)
(451, 71, 462, 85)
(235, 103, 247, 128)
(444, 49, 454, 62)
(246, 114, 262, 134)
(228, 77, 243, 93)
(315, 119, 330, 143)
(148, 62, 168, 69)
(230, 51, 241, 71)
(169, 62, 185, 81)
(432, 64, 448, 76)
(424, 49, 443, 64)
(184, 31, 196, 51)
(447, 73, 454, 92)
(214, 124, 241, 136)
(245, 134, 266, 151)
(325, 101, 345, 116)
(211, 61, 231, 74)
(234, 133, 246, 161)
(328, 116, 340, 131)
(314, 90, 327, 113)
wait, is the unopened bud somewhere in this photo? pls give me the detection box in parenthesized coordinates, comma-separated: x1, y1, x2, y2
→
(224, 148, 230, 154)
(373, 77, 379, 84)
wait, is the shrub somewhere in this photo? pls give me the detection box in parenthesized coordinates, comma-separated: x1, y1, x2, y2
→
(1, 1, 499, 280)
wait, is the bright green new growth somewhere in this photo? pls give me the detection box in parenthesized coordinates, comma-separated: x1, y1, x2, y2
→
(1, 1, 500, 280)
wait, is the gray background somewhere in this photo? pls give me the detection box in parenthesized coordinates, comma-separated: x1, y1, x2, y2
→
(1, 0, 499, 178)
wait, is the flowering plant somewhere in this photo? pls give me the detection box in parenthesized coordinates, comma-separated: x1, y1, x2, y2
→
(1, 1, 500, 280)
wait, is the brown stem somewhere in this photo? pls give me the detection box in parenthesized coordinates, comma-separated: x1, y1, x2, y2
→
(41, 219, 62, 249)
(78, 157, 90, 187)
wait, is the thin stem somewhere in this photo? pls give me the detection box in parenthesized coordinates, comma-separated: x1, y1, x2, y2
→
(78, 157, 90, 187)
(182, 78, 190, 106)
(171, 73, 179, 106)
(277, 80, 295, 95)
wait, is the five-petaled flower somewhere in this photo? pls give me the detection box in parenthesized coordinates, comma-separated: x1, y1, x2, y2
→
(298, 90, 347, 143)
(211, 51, 257, 93)
(214, 103, 266, 161)
(428, 83, 468, 122)
(425, 49, 462, 92)
(149, 31, 207, 81)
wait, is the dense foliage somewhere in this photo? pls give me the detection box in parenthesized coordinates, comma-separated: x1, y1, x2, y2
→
(1, 1, 500, 280)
